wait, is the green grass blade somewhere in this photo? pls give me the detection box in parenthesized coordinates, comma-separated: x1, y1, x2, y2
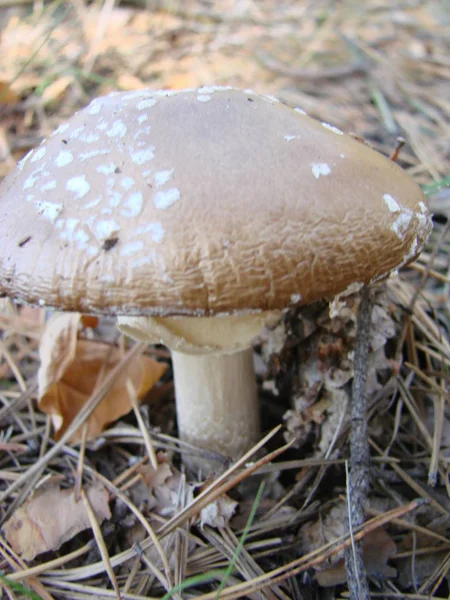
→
(161, 481, 265, 600)
(0, 573, 43, 600)
(214, 481, 265, 599)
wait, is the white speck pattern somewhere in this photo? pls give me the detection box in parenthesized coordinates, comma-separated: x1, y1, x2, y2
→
(284, 135, 297, 142)
(121, 191, 143, 217)
(383, 193, 401, 213)
(106, 178, 122, 207)
(73, 229, 90, 248)
(17, 150, 34, 171)
(133, 125, 151, 141)
(137, 114, 149, 124)
(55, 150, 74, 167)
(290, 293, 302, 303)
(198, 86, 233, 94)
(23, 166, 46, 190)
(294, 107, 306, 115)
(97, 163, 117, 175)
(135, 221, 165, 243)
(120, 240, 144, 256)
(153, 188, 180, 210)
(51, 123, 70, 137)
(137, 98, 157, 110)
(79, 132, 100, 144)
(197, 94, 211, 102)
(418, 201, 427, 213)
(34, 201, 62, 222)
(311, 162, 331, 179)
(130, 146, 154, 165)
(391, 210, 413, 239)
(120, 176, 135, 191)
(66, 175, 91, 200)
(107, 120, 127, 138)
(70, 126, 85, 139)
(30, 147, 47, 163)
(95, 219, 120, 239)
(87, 100, 103, 115)
(322, 122, 343, 135)
(81, 197, 102, 210)
(262, 94, 280, 103)
(154, 169, 174, 187)
(41, 180, 57, 192)
(79, 149, 110, 161)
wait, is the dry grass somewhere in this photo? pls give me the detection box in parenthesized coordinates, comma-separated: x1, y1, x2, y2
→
(0, 1, 449, 598)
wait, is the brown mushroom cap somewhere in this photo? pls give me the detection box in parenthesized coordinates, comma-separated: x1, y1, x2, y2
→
(0, 87, 431, 316)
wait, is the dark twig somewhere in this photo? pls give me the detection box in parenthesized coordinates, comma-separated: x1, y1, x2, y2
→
(345, 286, 372, 600)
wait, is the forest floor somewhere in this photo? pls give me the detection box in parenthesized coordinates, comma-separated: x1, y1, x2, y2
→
(0, 1, 449, 599)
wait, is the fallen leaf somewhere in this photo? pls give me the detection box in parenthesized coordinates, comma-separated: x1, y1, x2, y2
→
(300, 502, 397, 586)
(0, 78, 20, 105)
(3, 483, 110, 561)
(38, 313, 167, 441)
(126, 459, 237, 568)
(199, 493, 238, 528)
(316, 527, 397, 586)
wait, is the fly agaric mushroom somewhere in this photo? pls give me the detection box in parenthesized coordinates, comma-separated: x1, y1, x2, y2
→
(0, 87, 431, 471)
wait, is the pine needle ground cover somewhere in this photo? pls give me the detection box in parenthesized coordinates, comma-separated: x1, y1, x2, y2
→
(0, 1, 449, 598)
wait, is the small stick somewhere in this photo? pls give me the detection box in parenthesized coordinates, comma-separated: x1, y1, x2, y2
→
(344, 286, 372, 600)
(389, 136, 406, 162)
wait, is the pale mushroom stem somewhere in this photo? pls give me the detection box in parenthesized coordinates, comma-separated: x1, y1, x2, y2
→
(171, 347, 260, 471)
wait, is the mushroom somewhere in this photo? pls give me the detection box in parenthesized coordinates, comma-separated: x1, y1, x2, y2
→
(0, 86, 432, 471)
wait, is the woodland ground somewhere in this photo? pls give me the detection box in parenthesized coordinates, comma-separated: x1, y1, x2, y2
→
(0, 1, 449, 599)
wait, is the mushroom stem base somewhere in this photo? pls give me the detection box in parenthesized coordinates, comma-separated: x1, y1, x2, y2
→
(171, 347, 259, 473)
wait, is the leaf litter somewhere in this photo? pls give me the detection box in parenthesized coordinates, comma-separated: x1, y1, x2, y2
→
(3, 483, 111, 561)
(37, 312, 167, 441)
(0, 1, 449, 598)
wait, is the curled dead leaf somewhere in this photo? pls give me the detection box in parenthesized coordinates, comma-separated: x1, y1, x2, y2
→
(199, 493, 238, 529)
(300, 503, 397, 587)
(0, 78, 20, 105)
(316, 527, 397, 586)
(3, 483, 110, 561)
(126, 460, 237, 568)
(38, 313, 167, 441)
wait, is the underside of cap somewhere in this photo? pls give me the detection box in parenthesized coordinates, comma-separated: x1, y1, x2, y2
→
(0, 87, 432, 316)
(117, 312, 279, 355)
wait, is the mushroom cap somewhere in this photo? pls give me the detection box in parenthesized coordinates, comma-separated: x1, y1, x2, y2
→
(0, 87, 431, 316)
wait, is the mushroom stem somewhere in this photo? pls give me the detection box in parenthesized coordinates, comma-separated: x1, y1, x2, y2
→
(171, 347, 260, 471)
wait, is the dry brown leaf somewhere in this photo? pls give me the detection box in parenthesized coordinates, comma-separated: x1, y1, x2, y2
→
(300, 502, 397, 586)
(38, 313, 167, 441)
(0, 78, 20, 105)
(316, 527, 397, 586)
(3, 483, 111, 561)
